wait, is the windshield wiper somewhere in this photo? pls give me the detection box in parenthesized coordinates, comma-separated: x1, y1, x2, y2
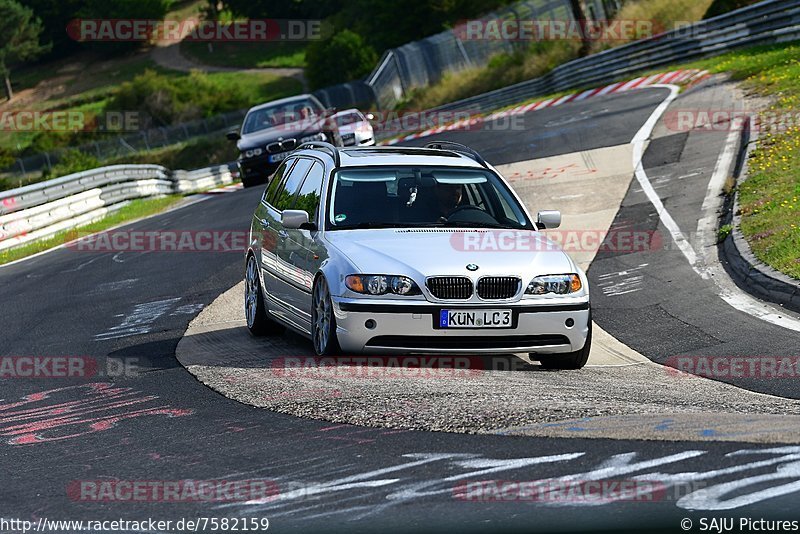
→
(436, 220, 524, 230)
(333, 222, 395, 230)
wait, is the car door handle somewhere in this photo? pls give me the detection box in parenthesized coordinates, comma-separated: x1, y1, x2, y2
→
(259, 218, 270, 228)
(278, 230, 289, 239)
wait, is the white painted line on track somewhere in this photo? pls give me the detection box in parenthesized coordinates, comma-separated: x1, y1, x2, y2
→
(630, 84, 698, 265)
(696, 116, 800, 333)
(633, 85, 800, 333)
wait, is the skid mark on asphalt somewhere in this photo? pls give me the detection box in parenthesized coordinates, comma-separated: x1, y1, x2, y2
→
(216, 446, 800, 519)
(170, 303, 205, 316)
(94, 297, 181, 341)
(87, 278, 138, 296)
(0, 383, 192, 445)
(596, 264, 648, 297)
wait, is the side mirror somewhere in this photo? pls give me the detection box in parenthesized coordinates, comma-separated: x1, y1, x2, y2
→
(536, 210, 561, 229)
(226, 130, 241, 141)
(282, 209, 310, 230)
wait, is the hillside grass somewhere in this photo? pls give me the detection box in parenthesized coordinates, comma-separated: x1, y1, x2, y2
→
(181, 40, 307, 68)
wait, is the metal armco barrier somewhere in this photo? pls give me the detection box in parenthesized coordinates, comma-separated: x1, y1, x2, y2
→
(0, 163, 236, 252)
(396, 0, 800, 119)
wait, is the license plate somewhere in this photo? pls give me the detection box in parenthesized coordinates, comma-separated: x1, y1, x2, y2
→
(439, 309, 512, 329)
(269, 152, 288, 163)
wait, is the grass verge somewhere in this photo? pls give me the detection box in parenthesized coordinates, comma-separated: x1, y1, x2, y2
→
(679, 42, 800, 279)
(0, 195, 185, 266)
(399, 41, 580, 111)
(180, 41, 306, 69)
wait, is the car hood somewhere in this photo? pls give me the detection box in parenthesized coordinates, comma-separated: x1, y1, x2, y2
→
(238, 119, 325, 150)
(324, 228, 577, 279)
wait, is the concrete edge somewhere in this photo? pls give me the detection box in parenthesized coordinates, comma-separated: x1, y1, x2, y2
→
(719, 115, 800, 313)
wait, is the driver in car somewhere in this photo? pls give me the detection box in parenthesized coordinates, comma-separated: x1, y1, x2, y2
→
(434, 182, 464, 220)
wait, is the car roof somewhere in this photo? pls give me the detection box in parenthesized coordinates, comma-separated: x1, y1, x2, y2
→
(247, 94, 320, 113)
(294, 146, 487, 169)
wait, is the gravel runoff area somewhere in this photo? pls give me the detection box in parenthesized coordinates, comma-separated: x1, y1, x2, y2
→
(177, 281, 800, 443)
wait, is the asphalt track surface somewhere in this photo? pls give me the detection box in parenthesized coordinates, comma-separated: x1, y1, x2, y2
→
(1, 85, 799, 533)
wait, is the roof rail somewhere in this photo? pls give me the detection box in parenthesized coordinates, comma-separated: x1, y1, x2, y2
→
(424, 141, 488, 168)
(295, 141, 340, 166)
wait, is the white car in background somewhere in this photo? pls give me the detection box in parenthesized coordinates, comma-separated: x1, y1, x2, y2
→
(331, 109, 375, 147)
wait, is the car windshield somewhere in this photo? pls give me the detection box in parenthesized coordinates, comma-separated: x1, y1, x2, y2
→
(242, 99, 322, 135)
(328, 166, 532, 230)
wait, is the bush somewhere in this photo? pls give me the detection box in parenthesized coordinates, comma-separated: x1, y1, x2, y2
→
(41, 149, 99, 179)
(304, 30, 377, 90)
(400, 40, 579, 111)
(107, 70, 251, 127)
(703, 0, 761, 18)
(590, 0, 715, 52)
(0, 146, 14, 169)
(109, 135, 239, 170)
(23, 0, 171, 60)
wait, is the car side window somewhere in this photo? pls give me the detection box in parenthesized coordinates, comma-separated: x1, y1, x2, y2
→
(273, 158, 313, 211)
(292, 162, 325, 223)
(264, 159, 295, 204)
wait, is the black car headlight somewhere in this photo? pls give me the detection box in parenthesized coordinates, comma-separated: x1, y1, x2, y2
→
(345, 275, 421, 296)
(525, 274, 582, 295)
(244, 148, 263, 159)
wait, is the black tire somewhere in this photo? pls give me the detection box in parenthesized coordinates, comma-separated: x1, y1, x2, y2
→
(536, 313, 592, 370)
(311, 276, 341, 355)
(244, 255, 284, 336)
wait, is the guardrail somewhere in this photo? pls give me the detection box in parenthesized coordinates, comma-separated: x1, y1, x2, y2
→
(402, 0, 800, 119)
(0, 163, 236, 252)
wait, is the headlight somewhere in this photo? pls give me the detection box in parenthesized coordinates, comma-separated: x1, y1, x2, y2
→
(345, 274, 421, 295)
(244, 148, 262, 158)
(300, 132, 326, 144)
(525, 274, 582, 295)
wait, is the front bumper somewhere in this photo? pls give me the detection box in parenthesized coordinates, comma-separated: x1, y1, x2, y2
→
(332, 298, 590, 354)
(238, 154, 282, 181)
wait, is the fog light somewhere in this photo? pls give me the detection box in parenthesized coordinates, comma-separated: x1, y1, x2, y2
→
(565, 318, 575, 328)
(365, 319, 376, 329)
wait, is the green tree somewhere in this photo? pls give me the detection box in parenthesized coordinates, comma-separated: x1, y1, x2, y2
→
(305, 29, 377, 90)
(0, 0, 49, 100)
(77, 0, 172, 54)
(19, 0, 83, 59)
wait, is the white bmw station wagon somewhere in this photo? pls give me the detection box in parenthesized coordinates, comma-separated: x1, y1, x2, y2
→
(245, 141, 591, 369)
